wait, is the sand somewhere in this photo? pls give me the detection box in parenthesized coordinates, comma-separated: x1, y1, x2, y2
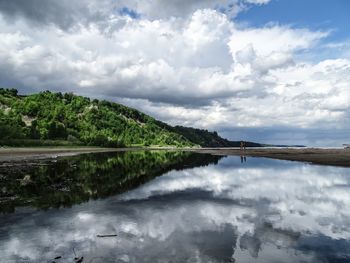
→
(190, 148, 350, 167)
(1, 147, 350, 167)
(0, 147, 121, 162)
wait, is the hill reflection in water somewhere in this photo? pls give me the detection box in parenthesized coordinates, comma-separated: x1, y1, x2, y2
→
(0, 151, 222, 213)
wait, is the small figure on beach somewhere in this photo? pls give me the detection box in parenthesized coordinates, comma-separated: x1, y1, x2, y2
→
(240, 141, 246, 150)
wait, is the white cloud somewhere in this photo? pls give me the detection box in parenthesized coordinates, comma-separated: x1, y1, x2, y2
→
(116, 0, 272, 19)
(0, 0, 271, 28)
(0, 0, 349, 145)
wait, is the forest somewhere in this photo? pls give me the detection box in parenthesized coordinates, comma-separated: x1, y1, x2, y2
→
(0, 88, 261, 147)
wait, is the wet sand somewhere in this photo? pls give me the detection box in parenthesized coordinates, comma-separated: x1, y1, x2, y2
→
(191, 148, 350, 167)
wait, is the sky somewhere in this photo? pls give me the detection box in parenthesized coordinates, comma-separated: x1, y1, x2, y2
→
(0, 0, 349, 146)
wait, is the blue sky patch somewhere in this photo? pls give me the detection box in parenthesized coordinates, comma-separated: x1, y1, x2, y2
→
(237, 0, 350, 43)
(119, 7, 140, 19)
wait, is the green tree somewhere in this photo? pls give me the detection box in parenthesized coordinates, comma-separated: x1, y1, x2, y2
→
(47, 121, 67, 139)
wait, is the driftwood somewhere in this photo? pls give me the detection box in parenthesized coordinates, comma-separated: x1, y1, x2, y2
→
(96, 234, 117, 238)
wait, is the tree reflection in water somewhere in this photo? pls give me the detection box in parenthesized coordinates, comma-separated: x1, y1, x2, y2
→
(0, 151, 222, 213)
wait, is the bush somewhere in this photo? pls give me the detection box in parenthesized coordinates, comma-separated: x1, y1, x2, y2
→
(0, 139, 83, 147)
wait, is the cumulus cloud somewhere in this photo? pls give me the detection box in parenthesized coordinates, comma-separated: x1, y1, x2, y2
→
(118, 0, 273, 19)
(0, 10, 327, 103)
(0, 10, 248, 102)
(0, 0, 105, 30)
(0, 0, 270, 28)
(0, 0, 348, 145)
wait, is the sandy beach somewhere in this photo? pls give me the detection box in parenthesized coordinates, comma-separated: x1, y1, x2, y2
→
(0, 147, 123, 162)
(191, 148, 350, 167)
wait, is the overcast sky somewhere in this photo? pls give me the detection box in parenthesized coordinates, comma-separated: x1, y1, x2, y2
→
(0, 0, 349, 146)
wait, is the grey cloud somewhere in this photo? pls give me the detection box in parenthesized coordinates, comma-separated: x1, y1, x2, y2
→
(0, 0, 270, 30)
(0, 0, 125, 31)
(99, 85, 239, 107)
(219, 126, 350, 147)
(124, 0, 238, 19)
(0, 0, 89, 30)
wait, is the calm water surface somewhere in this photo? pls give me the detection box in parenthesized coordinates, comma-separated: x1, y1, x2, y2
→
(0, 151, 350, 262)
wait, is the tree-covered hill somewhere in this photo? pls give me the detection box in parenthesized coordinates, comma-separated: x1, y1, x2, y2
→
(172, 126, 264, 147)
(0, 88, 262, 147)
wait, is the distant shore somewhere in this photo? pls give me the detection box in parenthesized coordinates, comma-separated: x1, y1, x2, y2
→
(1, 147, 350, 167)
(190, 148, 350, 167)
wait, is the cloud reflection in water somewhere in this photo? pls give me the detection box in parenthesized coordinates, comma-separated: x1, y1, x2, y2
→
(1, 156, 350, 262)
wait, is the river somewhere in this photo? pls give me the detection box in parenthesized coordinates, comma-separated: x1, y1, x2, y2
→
(0, 151, 349, 262)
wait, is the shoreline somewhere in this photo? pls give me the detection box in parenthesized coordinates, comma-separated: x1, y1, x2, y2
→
(0, 147, 125, 162)
(0, 147, 350, 167)
(190, 147, 350, 167)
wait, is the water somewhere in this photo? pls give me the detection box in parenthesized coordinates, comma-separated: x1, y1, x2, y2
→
(0, 151, 350, 263)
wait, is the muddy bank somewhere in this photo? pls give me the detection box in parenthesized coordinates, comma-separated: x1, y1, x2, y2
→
(190, 148, 350, 167)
